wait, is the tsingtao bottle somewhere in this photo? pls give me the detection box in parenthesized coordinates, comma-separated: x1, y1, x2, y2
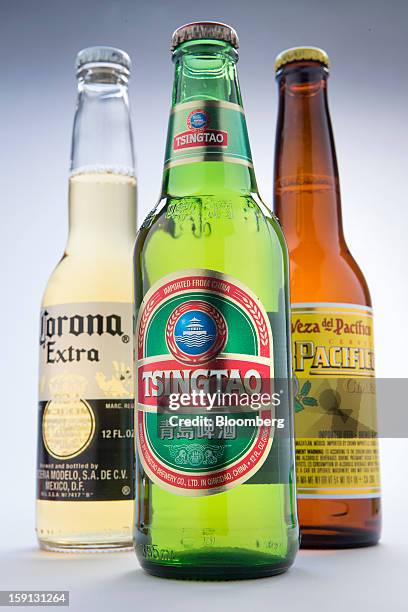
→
(274, 47, 381, 547)
(36, 47, 137, 551)
(134, 22, 299, 579)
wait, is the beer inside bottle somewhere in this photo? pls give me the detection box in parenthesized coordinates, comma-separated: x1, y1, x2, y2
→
(274, 47, 381, 547)
(134, 22, 299, 579)
(36, 47, 137, 551)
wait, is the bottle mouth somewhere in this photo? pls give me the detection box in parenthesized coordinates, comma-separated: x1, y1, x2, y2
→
(276, 61, 329, 95)
(171, 21, 239, 52)
(76, 63, 130, 84)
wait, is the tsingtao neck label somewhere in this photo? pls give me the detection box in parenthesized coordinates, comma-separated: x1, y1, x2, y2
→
(165, 100, 253, 170)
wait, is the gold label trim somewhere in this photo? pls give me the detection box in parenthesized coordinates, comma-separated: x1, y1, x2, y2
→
(298, 488, 381, 496)
(164, 155, 253, 170)
(292, 303, 373, 315)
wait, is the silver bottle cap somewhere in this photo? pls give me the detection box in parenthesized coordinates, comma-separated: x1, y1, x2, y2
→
(76, 46, 131, 72)
(171, 22, 239, 52)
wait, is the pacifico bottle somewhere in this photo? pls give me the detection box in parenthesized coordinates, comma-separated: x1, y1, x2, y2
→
(274, 47, 381, 547)
(36, 47, 137, 551)
(134, 23, 299, 579)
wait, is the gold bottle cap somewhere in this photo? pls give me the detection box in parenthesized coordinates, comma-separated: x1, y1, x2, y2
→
(274, 47, 330, 73)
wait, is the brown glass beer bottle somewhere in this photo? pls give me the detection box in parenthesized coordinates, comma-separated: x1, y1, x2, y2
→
(274, 47, 381, 548)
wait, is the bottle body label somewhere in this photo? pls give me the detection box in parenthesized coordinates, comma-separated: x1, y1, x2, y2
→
(136, 270, 275, 497)
(37, 302, 134, 502)
(292, 303, 380, 499)
(164, 100, 253, 170)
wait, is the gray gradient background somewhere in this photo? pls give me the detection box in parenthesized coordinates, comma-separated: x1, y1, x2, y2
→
(0, 0, 407, 610)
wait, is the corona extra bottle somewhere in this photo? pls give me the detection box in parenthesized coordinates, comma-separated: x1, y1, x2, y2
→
(274, 47, 381, 547)
(134, 23, 299, 579)
(36, 47, 137, 551)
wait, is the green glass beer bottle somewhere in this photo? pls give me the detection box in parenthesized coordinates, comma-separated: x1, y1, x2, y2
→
(134, 22, 299, 579)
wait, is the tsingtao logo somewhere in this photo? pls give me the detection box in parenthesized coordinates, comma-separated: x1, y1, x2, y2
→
(166, 301, 227, 365)
(173, 107, 228, 151)
(187, 109, 209, 130)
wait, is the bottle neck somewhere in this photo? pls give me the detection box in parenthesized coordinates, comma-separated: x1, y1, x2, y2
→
(70, 65, 135, 175)
(161, 41, 257, 197)
(274, 61, 345, 249)
(67, 65, 136, 254)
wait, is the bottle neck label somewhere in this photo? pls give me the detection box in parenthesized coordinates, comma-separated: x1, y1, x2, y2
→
(164, 100, 253, 170)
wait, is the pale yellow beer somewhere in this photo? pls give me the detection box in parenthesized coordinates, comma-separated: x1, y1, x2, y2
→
(36, 171, 136, 550)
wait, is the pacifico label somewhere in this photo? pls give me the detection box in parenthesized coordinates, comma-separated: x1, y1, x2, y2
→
(164, 100, 253, 170)
(37, 302, 135, 502)
(136, 270, 275, 497)
(292, 303, 380, 499)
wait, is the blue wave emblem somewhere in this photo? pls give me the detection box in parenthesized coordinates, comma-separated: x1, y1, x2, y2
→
(189, 111, 207, 129)
(174, 312, 217, 356)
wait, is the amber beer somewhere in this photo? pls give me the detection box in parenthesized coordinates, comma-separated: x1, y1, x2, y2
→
(274, 47, 381, 547)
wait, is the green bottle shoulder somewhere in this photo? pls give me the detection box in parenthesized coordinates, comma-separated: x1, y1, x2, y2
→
(137, 193, 288, 253)
(135, 194, 290, 308)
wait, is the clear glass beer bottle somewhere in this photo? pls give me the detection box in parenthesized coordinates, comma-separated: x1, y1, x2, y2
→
(36, 47, 137, 551)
